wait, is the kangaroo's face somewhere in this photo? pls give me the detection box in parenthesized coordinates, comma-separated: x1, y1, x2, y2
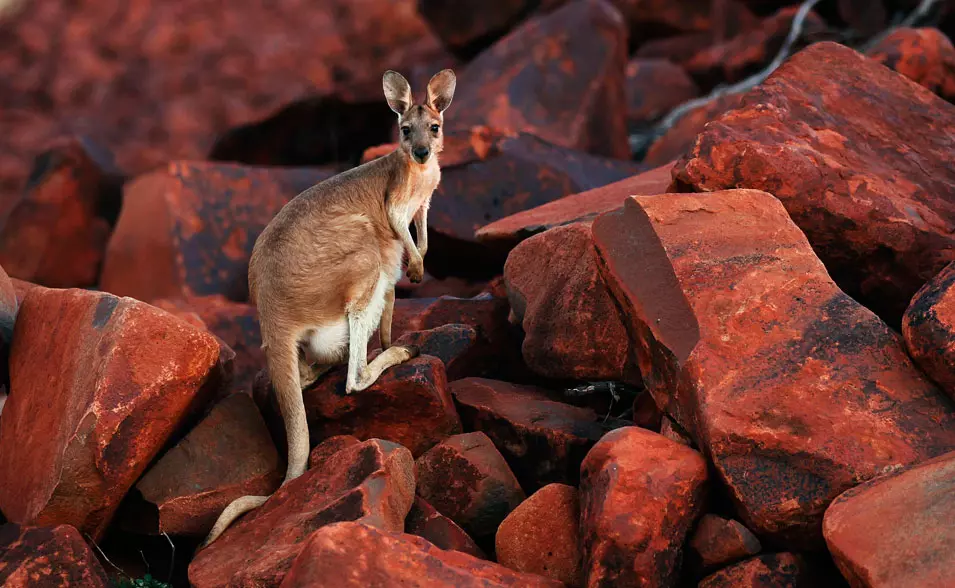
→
(383, 69, 456, 166)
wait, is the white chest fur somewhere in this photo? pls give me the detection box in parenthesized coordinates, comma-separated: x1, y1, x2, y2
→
(393, 161, 440, 224)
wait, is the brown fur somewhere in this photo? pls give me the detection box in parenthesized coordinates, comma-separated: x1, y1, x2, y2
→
(200, 69, 456, 548)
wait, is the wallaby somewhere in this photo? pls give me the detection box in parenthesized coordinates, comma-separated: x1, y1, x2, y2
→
(200, 69, 456, 548)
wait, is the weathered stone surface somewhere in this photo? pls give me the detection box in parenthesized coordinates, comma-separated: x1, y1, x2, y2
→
(298, 356, 461, 457)
(903, 261, 955, 399)
(0, 0, 443, 205)
(0, 524, 108, 587)
(452, 378, 609, 489)
(614, 0, 758, 42)
(428, 130, 642, 274)
(660, 416, 693, 447)
(0, 136, 123, 288)
(823, 450, 955, 588)
(0, 264, 16, 399)
(838, 0, 887, 36)
(634, 30, 717, 64)
(133, 393, 280, 537)
(683, 6, 827, 90)
(418, 0, 551, 58)
(0, 288, 225, 540)
(496, 483, 582, 586)
(279, 521, 563, 587)
(672, 41, 955, 326)
(307, 434, 361, 469)
(631, 389, 663, 431)
(406, 496, 486, 560)
(643, 93, 742, 166)
(100, 162, 332, 303)
(476, 162, 672, 251)
(391, 324, 482, 382)
(698, 553, 834, 588)
(451, 0, 630, 159)
(188, 438, 415, 588)
(867, 27, 955, 103)
(625, 58, 698, 127)
(504, 223, 637, 382)
(154, 295, 263, 393)
(580, 426, 708, 587)
(689, 514, 762, 570)
(592, 190, 955, 548)
(416, 431, 526, 540)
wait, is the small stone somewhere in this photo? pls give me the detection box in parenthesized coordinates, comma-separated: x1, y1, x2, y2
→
(689, 514, 762, 569)
(406, 496, 486, 560)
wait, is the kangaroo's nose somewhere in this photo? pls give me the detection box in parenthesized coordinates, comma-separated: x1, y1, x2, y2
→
(413, 147, 430, 161)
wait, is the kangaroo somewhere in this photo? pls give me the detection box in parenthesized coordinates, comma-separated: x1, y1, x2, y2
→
(200, 69, 456, 548)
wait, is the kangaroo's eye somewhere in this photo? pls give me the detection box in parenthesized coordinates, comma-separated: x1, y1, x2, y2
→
(401, 126, 411, 137)
(430, 124, 440, 134)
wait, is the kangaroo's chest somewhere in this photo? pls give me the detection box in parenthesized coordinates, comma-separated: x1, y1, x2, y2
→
(393, 165, 440, 223)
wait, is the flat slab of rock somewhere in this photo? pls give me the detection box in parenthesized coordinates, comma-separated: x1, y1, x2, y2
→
(416, 431, 526, 540)
(867, 27, 955, 103)
(391, 324, 482, 382)
(823, 450, 955, 588)
(0, 524, 108, 587)
(672, 41, 955, 325)
(496, 483, 582, 586)
(133, 393, 280, 537)
(452, 378, 610, 489)
(592, 190, 955, 548)
(406, 496, 486, 560)
(451, 0, 629, 159)
(476, 162, 673, 251)
(188, 438, 415, 588)
(100, 162, 332, 303)
(279, 521, 563, 587)
(504, 223, 637, 382)
(903, 260, 955, 399)
(0, 288, 226, 539)
(580, 426, 708, 587)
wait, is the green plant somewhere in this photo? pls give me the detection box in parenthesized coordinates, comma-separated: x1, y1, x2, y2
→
(110, 575, 172, 588)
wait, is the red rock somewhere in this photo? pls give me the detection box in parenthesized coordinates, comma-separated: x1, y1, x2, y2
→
(0, 288, 226, 540)
(625, 58, 699, 126)
(0, 524, 108, 587)
(634, 31, 718, 64)
(683, 7, 827, 90)
(391, 324, 482, 382)
(154, 295, 263, 393)
(406, 496, 486, 560)
(307, 434, 361, 469)
(504, 223, 637, 382)
(671, 41, 955, 326)
(416, 431, 526, 539)
(0, 265, 16, 396)
(0, 137, 123, 289)
(823, 450, 955, 588)
(591, 190, 955, 548)
(614, 0, 758, 42)
(496, 483, 582, 586)
(99, 162, 332, 303)
(580, 426, 708, 587)
(452, 378, 611, 489)
(838, 0, 887, 36)
(296, 356, 461, 457)
(132, 393, 280, 537)
(867, 27, 955, 103)
(428, 131, 643, 274)
(631, 389, 663, 431)
(699, 553, 834, 588)
(398, 274, 490, 300)
(279, 521, 563, 587)
(903, 261, 955, 399)
(660, 416, 693, 446)
(418, 0, 556, 58)
(643, 92, 742, 166)
(690, 514, 762, 569)
(0, 0, 443, 206)
(188, 438, 415, 588)
(476, 162, 673, 251)
(9, 278, 36, 305)
(451, 0, 630, 159)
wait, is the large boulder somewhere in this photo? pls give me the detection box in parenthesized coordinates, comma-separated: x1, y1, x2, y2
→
(131, 393, 280, 537)
(450, 0, 630, 159)
(504, 223, 637, 383)
(671, 41, 955, 326)
(823, 450, 955, 588)
(592, 190, 955, 549)
(0, 136, 123, 288)
(0, 288, 227, 539)
(188, 438, 415, 588)
(580, 426, 708, 587)
(0, 524, 108, 587)
(867, 27, 955, 103)
(451, 378, 611, 489)
(903, 261, 955, 399)
(279, 521, 563, 587)
(100, 162, 332, 303)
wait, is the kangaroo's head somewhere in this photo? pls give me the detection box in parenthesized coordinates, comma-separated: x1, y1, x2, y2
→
(382, 69, 456, 166)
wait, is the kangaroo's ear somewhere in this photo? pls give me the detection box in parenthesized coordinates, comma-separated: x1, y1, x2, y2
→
(383, 70, 413, 116)
(426, 69, 456, 114)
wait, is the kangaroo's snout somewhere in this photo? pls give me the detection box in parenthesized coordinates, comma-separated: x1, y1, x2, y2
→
(413, 146, 430, 163)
